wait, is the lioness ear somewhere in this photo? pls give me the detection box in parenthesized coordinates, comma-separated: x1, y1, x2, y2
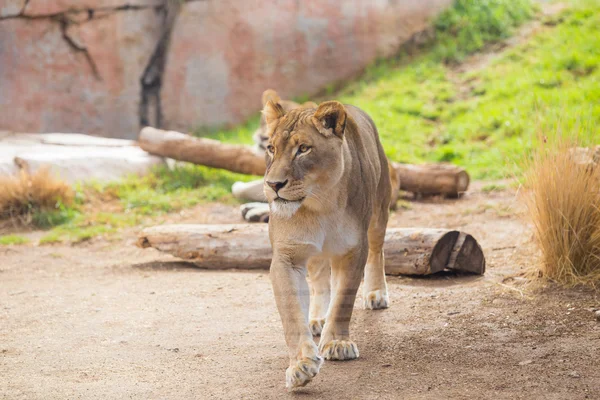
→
(262, 100, 285, 128)
(261, 89, 282, 107)
(312, 101, 346, 138)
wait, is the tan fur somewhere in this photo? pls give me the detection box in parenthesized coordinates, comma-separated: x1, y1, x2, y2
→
(263, 100, 392, 389)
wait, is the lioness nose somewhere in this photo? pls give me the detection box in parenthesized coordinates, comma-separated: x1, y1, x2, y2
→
(266, 179, 288, 193)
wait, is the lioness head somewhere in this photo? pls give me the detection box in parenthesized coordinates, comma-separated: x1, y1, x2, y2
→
(253, 89, 318, 155)
(262, 99, 348, 218)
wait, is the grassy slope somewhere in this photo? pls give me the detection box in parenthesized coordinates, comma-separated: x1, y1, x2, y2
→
(343, 0, 599, 179)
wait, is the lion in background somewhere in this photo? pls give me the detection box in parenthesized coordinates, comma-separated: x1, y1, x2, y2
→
(252, 89, 318, 155)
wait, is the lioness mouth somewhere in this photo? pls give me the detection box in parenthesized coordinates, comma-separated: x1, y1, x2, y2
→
(275, 196, 304, 203)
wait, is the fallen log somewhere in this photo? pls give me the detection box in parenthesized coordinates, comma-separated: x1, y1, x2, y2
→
(230, 161, 468, 204)
(138, 127, 266, 176)
(393, 162, 470, 198)
(137, 224, 485, 276)
(138, 127, 470, 196)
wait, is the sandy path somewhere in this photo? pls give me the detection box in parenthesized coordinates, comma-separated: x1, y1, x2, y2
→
(1, 185, 599, 399)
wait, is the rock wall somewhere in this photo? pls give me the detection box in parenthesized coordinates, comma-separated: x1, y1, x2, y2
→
(0, 0, 452, 139)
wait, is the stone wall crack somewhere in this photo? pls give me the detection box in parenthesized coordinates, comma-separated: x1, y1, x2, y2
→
(57, 16, 101, 80)
(138, 0, 182, 129)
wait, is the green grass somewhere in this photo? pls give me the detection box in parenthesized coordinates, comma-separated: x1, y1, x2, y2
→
(104, 164, 253, 215)
(36, 164, 255, 243)
(31, 204, 79, 228)
(481, 183, 508, 192)
(334, 0, 599, 179)
(0, 234, 30, 246)
(431, 0, 536, 63)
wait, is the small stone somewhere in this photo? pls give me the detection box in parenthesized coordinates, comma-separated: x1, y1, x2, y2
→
(447, 311, 460, 316)
(518, 360, 533, 366)
(381, 363, 392, 368)
(568, 371, 581, 378)
(595, 310, 600, 321)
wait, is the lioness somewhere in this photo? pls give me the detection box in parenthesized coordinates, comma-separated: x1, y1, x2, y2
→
(263, 99, 391, 388)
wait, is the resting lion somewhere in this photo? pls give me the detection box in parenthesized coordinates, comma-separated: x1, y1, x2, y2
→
(262, 98, 392, 388)
(252, 89, 318, 155)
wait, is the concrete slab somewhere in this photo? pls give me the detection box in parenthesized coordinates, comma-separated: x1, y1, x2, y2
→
(0, 132, 164, 184)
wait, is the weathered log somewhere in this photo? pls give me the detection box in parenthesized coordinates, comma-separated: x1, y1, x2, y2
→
(137, 224, 485, 275)
(446, 232, 486, 274)
(393, 162, 470, 197)
(138, 127, 266, 176)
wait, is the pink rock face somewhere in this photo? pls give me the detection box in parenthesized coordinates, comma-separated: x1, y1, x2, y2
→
(161, 0, 453, 131)
(0, 0, 452, 138)
(0, 5, 161, 138)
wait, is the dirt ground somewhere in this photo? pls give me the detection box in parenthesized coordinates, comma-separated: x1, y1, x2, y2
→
(1, 182, 599, 400)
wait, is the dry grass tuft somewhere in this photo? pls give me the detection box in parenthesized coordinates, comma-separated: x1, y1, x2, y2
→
(0, 168, 74, 226)
(524, 141, 600, 286)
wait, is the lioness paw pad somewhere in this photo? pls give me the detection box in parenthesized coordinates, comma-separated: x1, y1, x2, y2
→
(320, 340, 359, 361)
(285, 355, 323, 390)
(309, 318, 326, 336)
(364, 289, 389, 310)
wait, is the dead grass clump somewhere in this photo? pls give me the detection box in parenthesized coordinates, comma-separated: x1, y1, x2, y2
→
(524, 142, 600, 285)
(0, 168, 74, 226)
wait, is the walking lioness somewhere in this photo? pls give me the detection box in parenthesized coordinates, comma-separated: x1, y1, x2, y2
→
(263, 99, 391, 388)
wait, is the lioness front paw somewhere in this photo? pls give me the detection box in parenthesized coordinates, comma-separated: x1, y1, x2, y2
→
(285, 354, 323, 389)
(309, 318, 326, 336)
(364, 289, 389, 310)
(240, 202, 270, 223)
(319, 340, 359, 361)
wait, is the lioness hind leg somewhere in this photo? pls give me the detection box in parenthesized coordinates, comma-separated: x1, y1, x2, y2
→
(363, 197, 390, 310)
(319, 248, 366, 360)
(307, 257, 331, 336)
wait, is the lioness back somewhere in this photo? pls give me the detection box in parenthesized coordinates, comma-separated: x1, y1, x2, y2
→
(342, 105, 391, 222)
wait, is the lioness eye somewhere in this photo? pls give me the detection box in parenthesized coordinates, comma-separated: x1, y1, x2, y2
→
(267, 145, 275, 154)
(297, 144, 310, 155)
